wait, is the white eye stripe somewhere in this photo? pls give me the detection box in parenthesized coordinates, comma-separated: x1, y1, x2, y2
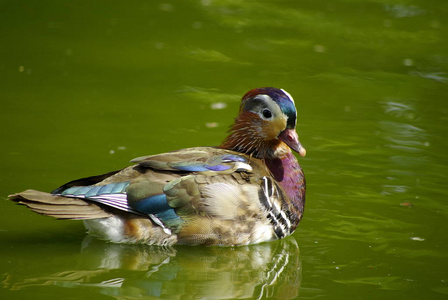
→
(255, 94, 272, 102)
(281, 89, 295, 104)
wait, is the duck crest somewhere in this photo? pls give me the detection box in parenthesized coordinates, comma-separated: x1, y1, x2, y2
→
(242, 87, 297, 129)
(9, 87, 306, 246)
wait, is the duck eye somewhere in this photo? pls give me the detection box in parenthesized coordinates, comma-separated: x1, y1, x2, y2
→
(262, 109, 272, 119)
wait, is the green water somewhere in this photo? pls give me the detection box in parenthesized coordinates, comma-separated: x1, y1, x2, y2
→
(1, 0, 447, 299)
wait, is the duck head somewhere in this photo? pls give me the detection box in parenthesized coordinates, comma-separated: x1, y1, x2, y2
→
(221, 87, 306, 159)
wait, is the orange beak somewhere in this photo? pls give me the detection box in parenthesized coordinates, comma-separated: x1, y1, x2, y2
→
(278, 128, 306, 157)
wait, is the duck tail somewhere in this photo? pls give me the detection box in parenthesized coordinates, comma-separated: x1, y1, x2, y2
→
(9, 189, 112, 220)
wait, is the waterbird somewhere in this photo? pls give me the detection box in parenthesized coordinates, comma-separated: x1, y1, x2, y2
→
(9, 87, 306, 246)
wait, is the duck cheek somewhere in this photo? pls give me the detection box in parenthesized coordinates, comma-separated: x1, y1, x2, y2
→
(260, 122, 280, 140)
(267, 118, 288, 140)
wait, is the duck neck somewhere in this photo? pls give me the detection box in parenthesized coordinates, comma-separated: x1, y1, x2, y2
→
(265, 151, 305, 216)
(220, 113, 281, 159)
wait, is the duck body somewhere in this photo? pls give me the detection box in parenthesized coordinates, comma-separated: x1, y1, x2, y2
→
(9, 87, 306, 246)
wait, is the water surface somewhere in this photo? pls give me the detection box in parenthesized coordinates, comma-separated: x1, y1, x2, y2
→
(1, 1, 447, 299)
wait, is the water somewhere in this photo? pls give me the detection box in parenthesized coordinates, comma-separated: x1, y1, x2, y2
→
(1, 0, 447, 299)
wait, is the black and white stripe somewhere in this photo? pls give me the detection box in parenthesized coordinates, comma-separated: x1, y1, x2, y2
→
(259, 176, 293, 239)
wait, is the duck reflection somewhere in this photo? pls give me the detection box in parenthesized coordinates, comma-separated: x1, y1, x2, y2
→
(4, 237, 301, 299)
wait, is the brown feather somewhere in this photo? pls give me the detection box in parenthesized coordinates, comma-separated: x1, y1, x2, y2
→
(220, 112, 285, 159)
(9, 189, 112, 220)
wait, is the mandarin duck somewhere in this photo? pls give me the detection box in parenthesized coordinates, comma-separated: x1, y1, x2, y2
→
(9, 87, 306, 246)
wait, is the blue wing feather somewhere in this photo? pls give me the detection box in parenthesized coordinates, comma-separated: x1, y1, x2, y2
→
(220, 154, 247, 162)
(56, 181, 141, 214)
(56, 181, 183, 227)
(128, 194, 184, 230)
(110, 181, 130, 193)
(171, 164, 231, 172)
(169, 153, 248, 172)
(84, 186, 102, 198)
(61, 182, 130, 197)
(97, 184, 115, 194)
(129, 194, 171, 214)
(155, 209, 184, 230)
(171, 164, 210, 172)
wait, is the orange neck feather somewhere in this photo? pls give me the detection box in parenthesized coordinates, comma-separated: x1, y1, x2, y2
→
(220, 112, 286, 159)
